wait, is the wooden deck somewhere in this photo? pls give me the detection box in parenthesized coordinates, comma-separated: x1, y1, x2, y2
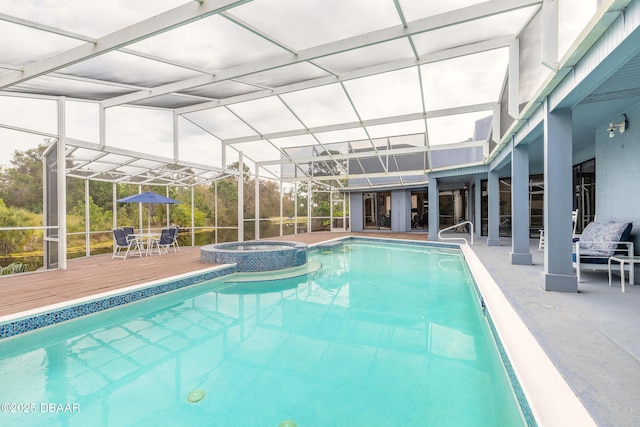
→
(0, 232, 428, 318)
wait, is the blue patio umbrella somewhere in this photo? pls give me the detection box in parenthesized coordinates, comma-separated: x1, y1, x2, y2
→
(117, 191, 180, 232)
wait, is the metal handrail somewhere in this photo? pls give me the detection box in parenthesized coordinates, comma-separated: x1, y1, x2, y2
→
(438, 220, 474, 245)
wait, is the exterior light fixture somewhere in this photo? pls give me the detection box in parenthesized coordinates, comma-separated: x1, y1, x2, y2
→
(607, 114, 628, 138)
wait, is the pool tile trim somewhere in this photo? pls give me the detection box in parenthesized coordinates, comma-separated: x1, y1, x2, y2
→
(0, 264, 236, 340)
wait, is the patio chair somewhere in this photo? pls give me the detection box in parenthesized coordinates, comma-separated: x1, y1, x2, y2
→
(170, 225, 181, 252)
(121, 226, 137, 245)
(150, 228, 174, 255)
(538, 209, 579, 251)
(112, 228, 143, 260)
(573, 221, 634, 282)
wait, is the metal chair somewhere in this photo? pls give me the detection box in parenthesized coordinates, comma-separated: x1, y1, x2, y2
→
(112, 229, 143, 260)
(150, 228, 174, 255)
(170, 226, 181, 252)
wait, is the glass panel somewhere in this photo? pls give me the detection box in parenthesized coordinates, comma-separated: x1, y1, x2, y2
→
(1, 0, 186, 38)
(130, 15, 286, 71)
(106, 107, 173, 157)
(559, 0, 598, 59)
(0, 95, 57, 135)
(228, 97, 304, 135)
(412, 8, 537, 55)
(241, 62, 330, 87)
(427, 111, 493, 146)
(66, 101, 99, 143)
(314, 39, 415, 74)
(367, 121, 426, 139)
(178, 117, 223, 168)
(185, 108, 258, 141)
(60, 51, 201, 87)
(421, 49, 508, 111)
(345, 68, 423, 120)
(0, 21, 83, 66)
(280, 84, 359, 128)
(231, 0, 398, 50)
(411, 191, 429, 230)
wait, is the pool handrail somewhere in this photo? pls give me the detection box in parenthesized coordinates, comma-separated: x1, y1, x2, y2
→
(438, 221, 474, 245)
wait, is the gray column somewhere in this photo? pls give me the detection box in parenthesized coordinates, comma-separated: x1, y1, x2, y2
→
(487, 170, 501, 246)
(510, 142, 533, 264)
(428, 177, 439, 241)
(543, 100, 577, 291)
(474, 176, 482, 238)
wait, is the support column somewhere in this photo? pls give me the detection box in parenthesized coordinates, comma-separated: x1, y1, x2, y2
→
(487, 169, 501, 246)
(543, 100, 577, 291)
(238, 152, 244, 242)
(255, 164, 260, 240)
(474, 176, 482, 239)
(57, 97, 67, 269)
(511, 141, 533, 264)
(428, 176, 439, 241)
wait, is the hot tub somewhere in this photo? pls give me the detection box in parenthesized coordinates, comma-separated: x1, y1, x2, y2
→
(200, 240, 308, 272)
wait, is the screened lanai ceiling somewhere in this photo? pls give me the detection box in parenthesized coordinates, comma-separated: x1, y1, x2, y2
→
(0, 0, 597, 189)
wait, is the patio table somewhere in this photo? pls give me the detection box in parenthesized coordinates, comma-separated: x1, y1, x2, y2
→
(130, 232, 161, 256)
(608, 255, 639, 292)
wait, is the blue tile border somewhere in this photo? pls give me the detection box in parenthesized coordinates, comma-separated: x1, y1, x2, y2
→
(201, 240, 307, 272)
(461, 263, 537, 427)
(0, 265, 236, 340)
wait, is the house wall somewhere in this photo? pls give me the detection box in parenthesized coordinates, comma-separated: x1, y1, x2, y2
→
(595, 102, 640, 253)
(391, 189, 411, 232)
(349, 190, 414, 232)
(349, 193, 364, 232)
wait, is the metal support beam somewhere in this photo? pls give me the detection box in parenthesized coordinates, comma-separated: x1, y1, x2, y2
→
(238, 151, 244, 242)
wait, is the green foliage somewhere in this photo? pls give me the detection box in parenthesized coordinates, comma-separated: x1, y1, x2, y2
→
(0, 143, 48, 213)
(69, 197, 113, 231)
(0, 262, 29, 275)
(0, 202, 39, 254)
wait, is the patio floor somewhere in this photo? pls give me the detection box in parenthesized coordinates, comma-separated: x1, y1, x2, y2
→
(0, 231, 638, 426)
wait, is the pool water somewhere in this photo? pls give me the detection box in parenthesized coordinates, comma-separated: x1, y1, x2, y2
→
(0, 241, 525, 426)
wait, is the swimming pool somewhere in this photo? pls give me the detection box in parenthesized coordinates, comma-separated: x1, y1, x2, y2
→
(0, 240, 528, 426)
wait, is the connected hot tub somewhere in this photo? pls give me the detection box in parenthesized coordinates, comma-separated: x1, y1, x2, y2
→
(200, 240, 308, 272)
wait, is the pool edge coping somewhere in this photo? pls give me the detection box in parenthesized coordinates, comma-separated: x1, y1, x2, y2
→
(460, 244, 596, 427)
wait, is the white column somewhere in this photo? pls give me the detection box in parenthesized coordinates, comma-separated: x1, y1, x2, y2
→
(307, 181, 312, 233)
(238, 152, 244, 242)
(85, 179, 90, 257)
(543, 99, 577, 291)
(57, 97, 67, 269)
(255, 164, 260, 240)
(191, 186, 195, 247)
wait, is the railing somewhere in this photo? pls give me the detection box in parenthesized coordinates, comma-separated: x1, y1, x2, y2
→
(438, 221, 474, 245)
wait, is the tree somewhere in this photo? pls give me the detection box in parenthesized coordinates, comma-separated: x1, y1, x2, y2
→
(0, 200, 39, 254)
(0, 143, 48, 213)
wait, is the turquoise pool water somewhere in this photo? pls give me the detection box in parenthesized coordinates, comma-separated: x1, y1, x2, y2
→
(0, 241, 525, 426)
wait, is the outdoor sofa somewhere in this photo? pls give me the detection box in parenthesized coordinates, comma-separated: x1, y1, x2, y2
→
(573, 221, 634, 283)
